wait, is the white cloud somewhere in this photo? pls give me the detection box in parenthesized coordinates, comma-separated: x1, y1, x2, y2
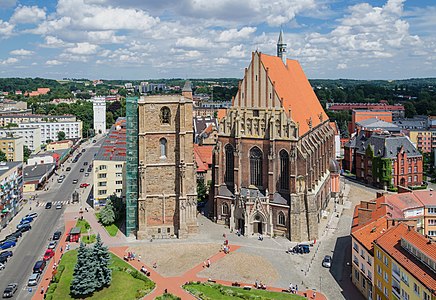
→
(10, 5, 46, 24)
(46, 60, 62, 65)
(175, 37, 210, 49)
(336, 63, 347, 69)
(226, 44, 246, 58)
(217, 27, 256, 42)
(42, 36, 71, 48)
(1, 58, 18, 65)
(65, 43, 99, 55)
(10, 49, 34, 56)
(0, 20, 14, 37)
(215, 57, 230, 64)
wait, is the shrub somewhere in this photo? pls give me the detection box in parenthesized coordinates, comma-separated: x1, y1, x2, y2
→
(45, 294, 53, 300)
(47, 283, 57, 294)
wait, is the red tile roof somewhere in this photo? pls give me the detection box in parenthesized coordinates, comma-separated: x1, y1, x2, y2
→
(375, 223, 436, 290)
(352, 216, 390, 253)
(412, 190, 436, 206)
(259, 53, 328, 136)
(193, 145, 213, 172)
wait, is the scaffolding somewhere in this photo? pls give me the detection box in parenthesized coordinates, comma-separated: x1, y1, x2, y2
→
(125, 96, 138, 237)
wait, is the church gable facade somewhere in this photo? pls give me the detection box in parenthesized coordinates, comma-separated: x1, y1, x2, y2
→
(212, 34, 335, 242)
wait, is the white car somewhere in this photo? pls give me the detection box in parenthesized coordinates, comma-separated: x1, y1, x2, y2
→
(48, 241, 57, 249)
(28, 273, 40, 286)
(56, 203, 63, 209)
(322, 255, 332, 268)
(0, 262, 5, 270)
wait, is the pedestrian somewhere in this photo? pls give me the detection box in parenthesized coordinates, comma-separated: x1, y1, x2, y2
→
(41, 287, 44, 294)
(153, 262, 157, 268)
(138, 255, 141, 262)
(207, 258, 211, 267)
(295, 284, 298, 292)
(313, 291, 316, 299)
(60, 246, 63, 253)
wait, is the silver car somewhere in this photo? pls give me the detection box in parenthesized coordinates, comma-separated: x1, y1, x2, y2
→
(322, 255, 332, 268)
(28, 273, 40, 286)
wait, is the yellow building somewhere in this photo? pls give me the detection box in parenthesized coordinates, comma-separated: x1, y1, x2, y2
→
(373, 223, 436, 300)
(46, 140, 73, 151)
(408, 130, 435, 153)
(92, 118, 126, 207)
(0, 136, 23, 162)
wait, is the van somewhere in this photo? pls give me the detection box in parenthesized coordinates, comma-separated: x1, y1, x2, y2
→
(28, 273, 40, 286)
(33, 260, 46, 273)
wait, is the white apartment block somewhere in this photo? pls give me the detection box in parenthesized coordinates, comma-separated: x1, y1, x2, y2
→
(0, 114, 76, 127)
(0, 127, 42, 152)
(19, 121, 82, 143)
(93, 96, 106, 134)
(92, 160, 126, 207)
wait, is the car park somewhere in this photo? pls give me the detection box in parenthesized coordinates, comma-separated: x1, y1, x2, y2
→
(33, 260, 46, 273)
(0, 263, 4, 270)
(18, 224, 31, 232)
(56, 203, 63, 209)
(52, 231, 62, 241)
(43, 249, 55, 261)
(25, 212, 38, 219)
(0, 251, 13, 260)
(2, 283, 17, 298)
(73, 179, 78, 184)
(0, 241, 16, 250)
(28, 273, 41, 286)
(48, 241, 57, 249)
(66, 167, 71, 171)
(322, 255, 332, 268)
(45, 202, 52, 209)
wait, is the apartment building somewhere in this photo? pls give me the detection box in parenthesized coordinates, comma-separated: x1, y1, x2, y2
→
(19, 120, 82, 143)
(373, 223, 436, 300)
(92, 118, 126, 207)
(0, 136, 24, 162)
(408, 130, 436, 153)
(0, 161, 23, 228)
(0, 127, 42, 152)
(0, 114, 76, 127)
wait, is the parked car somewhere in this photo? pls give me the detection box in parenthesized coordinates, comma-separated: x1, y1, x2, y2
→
(83, 161, 88, 166)
(52, 231, 62, 241)
(17, 222, 31, 230)
(72, 179, 78, 184)
(43, 249, 55, 261)
(0, 251, 13, 260)
(5, 231, 21, 240)
(57, 178, 64, 183)
(27, 273, 41, 286)
(66, 167, 71, 171)
(48, 241, 57, 249)
(291, 244, 310, 254)
(56, 203, 63, 210)
(80, 183, 90, 188)
(2, 283, 17, 298)
(79, 168, 84, 172)
(19, 218, 33, 225)
(45, 202, 52, 209)
(0, 241, 16, 250)
(84, 173, 89, 177)
(0, 256, 7, 264)
(82, 149, 86, 152)
(33, 260, 46, 273)
(1, 236, 17, 243)
(0, 262, 5, 270)
(60, 175, 65, 179)
(92, 139, 96, 143)
(322, 255, 332, 268)
(18, 224, 31, 232)
(25, 212, 38, 219)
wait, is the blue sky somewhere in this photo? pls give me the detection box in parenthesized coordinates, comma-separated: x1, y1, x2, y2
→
(0, 0, 434, 80)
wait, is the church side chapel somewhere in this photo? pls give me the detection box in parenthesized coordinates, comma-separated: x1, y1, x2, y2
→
(212, 31, 336, 242)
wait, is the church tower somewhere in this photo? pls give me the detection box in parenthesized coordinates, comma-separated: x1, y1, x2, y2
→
(277, 29, 287, 64)
(136, 83, 198, 239)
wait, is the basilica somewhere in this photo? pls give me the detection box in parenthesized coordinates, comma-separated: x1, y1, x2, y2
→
(212, 31, 336, 241)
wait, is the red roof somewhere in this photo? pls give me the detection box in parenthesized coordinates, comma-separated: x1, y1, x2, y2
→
(260, 53, 328, 135)
(352, 216, 389, 253)
(375, 223, 436, 290)
(193, 145, 213, 172)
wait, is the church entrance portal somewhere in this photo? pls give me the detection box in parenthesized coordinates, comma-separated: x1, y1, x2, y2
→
(252, 214, 264, 235)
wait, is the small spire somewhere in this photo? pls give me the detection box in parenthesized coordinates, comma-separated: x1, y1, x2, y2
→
(182, 80, 192, 92)
(278, 29, 284, 44)
(277, 29, 287, 64)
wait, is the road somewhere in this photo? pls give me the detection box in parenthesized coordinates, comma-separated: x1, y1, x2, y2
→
(0, 138, 103, 299)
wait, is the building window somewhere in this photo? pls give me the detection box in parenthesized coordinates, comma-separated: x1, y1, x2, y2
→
(428, 230, 436, 236)
(250, 147, 263, 187)
(116, 173, 122, 177)
(384, 271, 388, 282)
(408, 176, 412, 183)
(414, 165, 417, 173)
(116, 180, 122, 185)
(428, 207, 436, 214)
(98, 173, 107, 179)
(116, 164, 123, 168)
(160, 106, 171, 124)
(99, 165, 107, 170)
(160, 138, 167, 158)
(413, 283, 420, 296)
(278, 211, 285, 226)
(224, 144, 234, 184)
(353, 242, 359, 251)
(115, 189, 122, 193)
(377, 265, 382, 275)
(98, 182, 107, 187)
(401, 167, 404, 175)
(408, 166, 412, 173)
(222, 203, 229, 215)
(98, 190, 107, 195)
(279, 150, 289, 191)
(383, 256, 388, 267)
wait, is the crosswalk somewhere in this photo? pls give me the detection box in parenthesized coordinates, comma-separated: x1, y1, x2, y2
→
(35, 200, 70, 207)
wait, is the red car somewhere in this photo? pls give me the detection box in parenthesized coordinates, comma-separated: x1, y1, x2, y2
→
(43, 249, 55, 261)
(80, 183, 90, 188)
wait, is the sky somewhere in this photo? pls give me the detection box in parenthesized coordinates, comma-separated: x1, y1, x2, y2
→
(0, 0, 434, 80)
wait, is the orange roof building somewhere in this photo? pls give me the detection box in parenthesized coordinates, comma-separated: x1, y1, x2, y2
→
(213, 30, 335, 242)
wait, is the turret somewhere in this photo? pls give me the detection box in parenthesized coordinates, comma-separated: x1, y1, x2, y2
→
(277, 29, 287, 64)
(182, 80, 193, 99)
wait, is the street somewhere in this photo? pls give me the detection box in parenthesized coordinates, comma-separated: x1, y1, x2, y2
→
(0, 138, 103, 299)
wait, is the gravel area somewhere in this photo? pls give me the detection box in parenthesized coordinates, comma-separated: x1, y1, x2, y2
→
(197, 251, 279, 286)
(128, 243, 221, 277)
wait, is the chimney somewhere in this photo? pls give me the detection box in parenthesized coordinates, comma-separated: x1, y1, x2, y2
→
(358, 208, 372, 226)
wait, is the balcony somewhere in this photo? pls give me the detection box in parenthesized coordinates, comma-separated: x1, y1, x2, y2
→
(392, 285, 401, 299)
(392, 270, 400, 282)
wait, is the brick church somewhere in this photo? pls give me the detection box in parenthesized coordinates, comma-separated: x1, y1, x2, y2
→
(212, 31, 336, 241)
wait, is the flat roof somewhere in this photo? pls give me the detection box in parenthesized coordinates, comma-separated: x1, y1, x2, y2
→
(0, 161, 22, 177)
(94, 117, 126, 162)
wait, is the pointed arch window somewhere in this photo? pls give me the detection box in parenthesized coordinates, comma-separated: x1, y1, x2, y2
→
(250, 147, 263, 187)
(278, 211, 286, 226)
(225, 144, 234, 184)
(279, 150, 289, 191)
(222, 203, 229, 215)
(160, 138, 167, 158)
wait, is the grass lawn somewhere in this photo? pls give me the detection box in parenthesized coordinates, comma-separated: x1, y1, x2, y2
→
(47, 250, 155, 300)
(95, 213, 119, 237)
(76, 219, 91, 233)
(183, 282, 305, 300)
(82, 234, 96, 244)
(155, 294, 181, 300)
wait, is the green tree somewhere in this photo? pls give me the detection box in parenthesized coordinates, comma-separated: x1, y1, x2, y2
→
(100, 201, 115, 225)
(23, 146, 31, 162)
(106, 111, 114, 128)
(70, 243, 96, 297)
(57, 131, 66, 141)
(0, 150, 7, 162)
(197, 180, 207, 202)
(93, 234, 112, 289)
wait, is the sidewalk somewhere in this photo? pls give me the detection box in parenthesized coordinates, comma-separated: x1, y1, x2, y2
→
(0, 199, 32, 241)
